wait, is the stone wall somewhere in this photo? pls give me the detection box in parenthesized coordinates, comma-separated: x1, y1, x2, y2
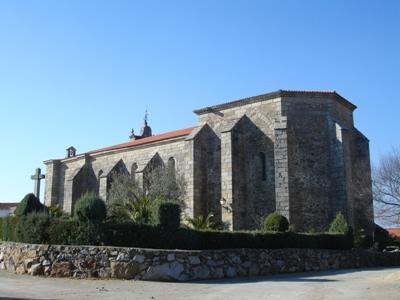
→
(1, 242, 400, 282)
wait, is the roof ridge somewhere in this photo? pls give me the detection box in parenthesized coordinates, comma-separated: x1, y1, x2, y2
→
(87, 127, 195, 155)
(194, 89, 356, 115)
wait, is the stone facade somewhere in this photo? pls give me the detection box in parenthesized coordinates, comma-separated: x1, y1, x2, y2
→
(44, 90, 374, 233)
(1, 242, 400, 281)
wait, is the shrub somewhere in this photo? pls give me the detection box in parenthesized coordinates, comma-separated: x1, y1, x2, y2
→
(74, 193, 106, 224)
(75, 221, 104, 246)
(373, 224, 390, 250)
(263, 212, 289, 232)
(47, 218, 79, 245)
(103, 222, 353, 250)
(15, 212, 51, 244)
(329, 212, 349, 234)
(108, 193, 155, 225)
(187, 213, 220, 230)
(1, 216, 18, 241)
(14, 193, 46, 217)
(354, 228, 373, 248)
(158, 202, 181, 229)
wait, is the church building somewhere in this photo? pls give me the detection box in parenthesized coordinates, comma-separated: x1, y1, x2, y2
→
(44, 90, 374, 233)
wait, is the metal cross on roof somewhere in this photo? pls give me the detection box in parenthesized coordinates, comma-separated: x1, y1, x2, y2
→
(31, 168, 45, 199)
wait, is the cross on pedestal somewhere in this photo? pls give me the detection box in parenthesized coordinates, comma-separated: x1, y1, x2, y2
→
(31, 168, 45, 199)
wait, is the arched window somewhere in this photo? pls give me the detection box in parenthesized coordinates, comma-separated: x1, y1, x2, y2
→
(131, 163, 138, 182)
(167, 157, 176, 178)
(97, 170, 103, 196)
(259, 152, 267, 181)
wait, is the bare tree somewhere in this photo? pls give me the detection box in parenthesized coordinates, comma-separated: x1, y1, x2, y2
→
(373, 148, 400, 226)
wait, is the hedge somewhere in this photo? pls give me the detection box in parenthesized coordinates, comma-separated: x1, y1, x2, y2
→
(3, 217, 353, 250)
(103, 222, 353, 250)
(1, 216, 18, 241)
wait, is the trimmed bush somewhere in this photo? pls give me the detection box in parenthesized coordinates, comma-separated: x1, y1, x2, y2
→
(74, 193, 106, 224)
(1, 216, 18, 241)
(14, 193, 46, 217)
(104, 222, 353, 250)
(263, 212, 289, 232)
(15, 212, 51, 244)
(75, 221, 104, 246)
(47, 218, 79, 245)
(158, 202, 181, 229)
(329, 212, 349, 234)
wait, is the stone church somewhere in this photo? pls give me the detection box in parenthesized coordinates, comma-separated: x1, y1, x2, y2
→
(44, 90, 374, 232)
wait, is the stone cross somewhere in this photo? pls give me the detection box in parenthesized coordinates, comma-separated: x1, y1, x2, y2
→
(31, 168, 45, 199)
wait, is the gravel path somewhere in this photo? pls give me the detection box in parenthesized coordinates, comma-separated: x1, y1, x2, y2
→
(0, 267, 399, 300)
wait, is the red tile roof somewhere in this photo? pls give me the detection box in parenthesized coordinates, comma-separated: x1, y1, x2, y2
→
(387, 228, 400, 237)
(88, 127, 195, 155)
(0, 203, 18, 209)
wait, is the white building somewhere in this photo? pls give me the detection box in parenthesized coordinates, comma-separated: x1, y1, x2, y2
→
(0, 203, 18, 218)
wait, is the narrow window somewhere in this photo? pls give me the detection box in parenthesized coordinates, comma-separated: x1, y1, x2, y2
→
(167, 157, 176, 178)
(131, 163, 138, 182)
(260, 152, 267, 181)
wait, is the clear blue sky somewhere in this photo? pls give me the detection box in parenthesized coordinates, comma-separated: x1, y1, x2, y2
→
(0, 0, 399, 202)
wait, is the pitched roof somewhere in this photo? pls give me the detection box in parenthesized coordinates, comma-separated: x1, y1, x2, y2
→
(387, 228, 400, 237)
(193, 89, 356, 115)
(0, 202, 18, 209)
(88, 127, 195, 155)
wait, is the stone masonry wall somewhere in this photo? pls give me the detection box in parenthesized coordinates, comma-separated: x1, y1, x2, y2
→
(1, 242, 400, 282)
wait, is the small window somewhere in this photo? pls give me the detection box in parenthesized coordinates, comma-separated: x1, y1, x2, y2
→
(260, 152, 267, 181)
(131, 163, 138, 181)
(167, 157, 176, 178)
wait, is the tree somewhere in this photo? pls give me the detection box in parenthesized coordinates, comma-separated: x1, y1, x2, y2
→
(14, 193, 46, 217)
(373, 148, 400, 226)
(329, 212, 349, 234)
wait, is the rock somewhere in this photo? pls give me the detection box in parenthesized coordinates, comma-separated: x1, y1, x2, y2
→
(98, 268, 111, 279)
(249, 263, 260, 276)
(214, 267, 224, 278)
(25, 250, 37, 259)
(189, 256, 201, 265)
(191, 265, 210, 279)
(167, 253, 175, 262)
(16, 264, 26, 275)
(226, 267, 236, 278)
(111, 261, 139, 279)
(116, 253, 128, 261)
(24, 258, 38, 269)
(143, 262, 184, 281)
(51, 262, 73, 277)
(29, 263, 43, 276)
(133, 255, 145, 264)
(42, 259, 51, 266)
(7, 258, 15, 271)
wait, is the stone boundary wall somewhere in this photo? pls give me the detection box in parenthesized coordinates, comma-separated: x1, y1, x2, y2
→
(1, 242, 400, 281)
